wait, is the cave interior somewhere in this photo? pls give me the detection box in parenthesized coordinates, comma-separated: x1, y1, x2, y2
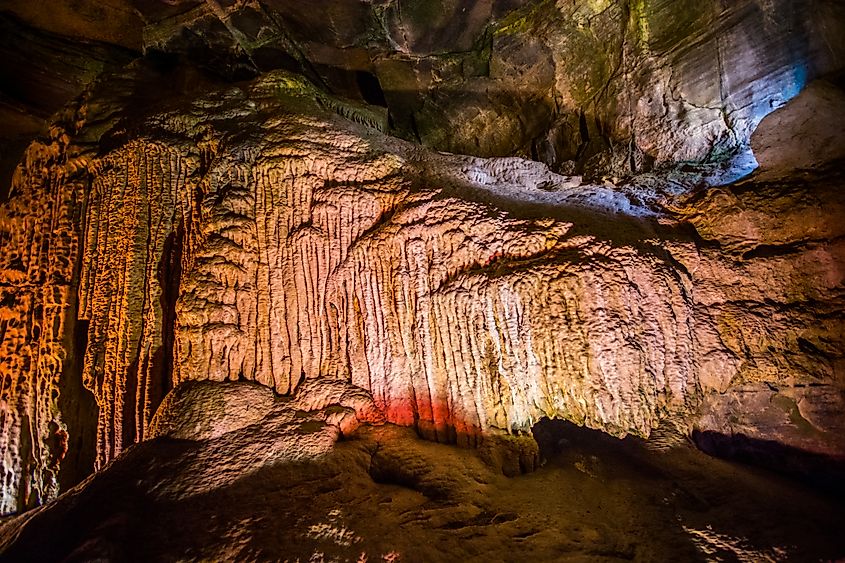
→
(0, 0, 844, 561)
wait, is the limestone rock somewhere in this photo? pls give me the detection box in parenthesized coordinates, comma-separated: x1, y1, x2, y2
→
(149, 378, 385, 444)
(0, 118, 87, 514)
(0, 13, 137, 200)
(693, 384, 845, 491)
(0, 0, 144, 49)
(695, 384, 845, 460)
(1, 59, 844, 515)
(5, 0, 836, 178)
(751, 80, 845, 175)
(74, 70, 706, 466)
(147, 381, 277, 442)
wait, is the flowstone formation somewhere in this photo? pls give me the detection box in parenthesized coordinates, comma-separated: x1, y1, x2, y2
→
(1, 48, 844, 524)
(0, 4, 844, 551)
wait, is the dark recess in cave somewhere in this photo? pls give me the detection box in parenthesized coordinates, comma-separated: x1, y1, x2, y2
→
(692, 430, 845, 500)
(123, 356, 140, 452)
(356, 71, 388, 108)
(118, 224, 184, 450)
(533, 418, 845, 501)
(531, 417, 638, 462)
(16, 414, 32, 511)
(0, 138, 29, 204)
(57, 317, 98, 493)
(153, 224, 183, 414)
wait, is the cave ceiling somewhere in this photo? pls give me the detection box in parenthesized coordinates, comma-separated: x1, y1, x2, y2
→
(3, 0, 844, 183)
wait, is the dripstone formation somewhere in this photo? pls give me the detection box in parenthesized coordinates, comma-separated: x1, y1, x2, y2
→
(0, 1, 843, 560)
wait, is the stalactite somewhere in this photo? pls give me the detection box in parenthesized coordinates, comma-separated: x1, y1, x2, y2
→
(78, 141, 195, 468)
(0, 124, 83, 512)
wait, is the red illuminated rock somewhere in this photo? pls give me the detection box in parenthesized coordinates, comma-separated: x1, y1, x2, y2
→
(0, 387, 842, 561)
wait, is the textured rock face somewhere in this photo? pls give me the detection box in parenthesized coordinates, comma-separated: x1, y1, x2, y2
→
(695, 384, 845, 458)
(750, 80, 845, 174)
(125, 0, 845, 177)
(148, 379, 384, 443)
(0, 123, 85, 513)
(5, 0, 842, 179)
(70, 70, 707, 472)
(0, 54, 843, 518)
(683, 80, 845, 485)
(0, 13, 136, 201)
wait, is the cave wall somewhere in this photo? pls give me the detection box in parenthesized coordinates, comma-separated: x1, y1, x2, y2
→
(49, 71, 709, 473)
(0, 122, 82, 513)
(0, 13, 137, 202)
(167, 92, 701, 443)
(0, 1, 843, 516)
(79, 140, 191, 466)
(2, 62, 843, 515)
(10, 0, 839, 176)
(128, 0, 845, 176)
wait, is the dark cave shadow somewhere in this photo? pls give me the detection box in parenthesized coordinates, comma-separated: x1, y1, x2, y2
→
(5, 425, 845, 562)
(533, 418, 845, 503)
(692, 429, 845, 502)
(531, 417, 676, 482)
(0, 438, 197, 563)
(531, 417, 845, 559)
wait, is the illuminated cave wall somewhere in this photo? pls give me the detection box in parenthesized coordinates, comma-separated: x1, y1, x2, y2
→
(0, 0, 843, 515)
(3, 75, 710, 484)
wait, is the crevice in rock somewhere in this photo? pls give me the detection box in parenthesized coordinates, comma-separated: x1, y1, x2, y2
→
(741, 242, 809, 260)
(532, 417, 585, 461)
(122, 351, 140, 453)
(355, 71, 388, 107)
(153, 222, 183, 415)
(575, 109, 590, 161)
(796, 336, 828, 358)
(16, 414, 32, 511)
(57, 317, 98, 493)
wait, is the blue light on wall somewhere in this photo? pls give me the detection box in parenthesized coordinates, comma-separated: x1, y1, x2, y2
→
(715, 58, 810, 186)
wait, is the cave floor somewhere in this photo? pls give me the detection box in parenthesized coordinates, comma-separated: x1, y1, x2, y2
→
(1, 423, 842, 562)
